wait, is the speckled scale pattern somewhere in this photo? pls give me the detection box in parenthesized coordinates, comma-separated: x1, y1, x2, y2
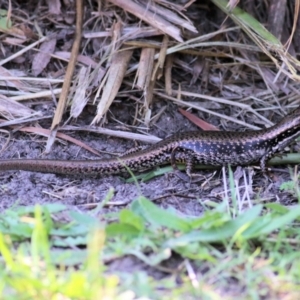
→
(1, 105, 300, 176)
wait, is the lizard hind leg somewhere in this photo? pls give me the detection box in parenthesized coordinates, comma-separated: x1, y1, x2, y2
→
(260, 155, 273, 182)
(185, 156, 208, 183)
(170, 147, 190, 182)
(171, 148, 202, 182)
(260, 156, 267, 174)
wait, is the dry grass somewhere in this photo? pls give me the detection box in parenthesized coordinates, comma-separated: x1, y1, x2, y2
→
(0, 0, 300, 149)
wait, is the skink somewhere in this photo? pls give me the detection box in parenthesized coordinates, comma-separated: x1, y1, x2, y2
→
(1, 106, 300, 177)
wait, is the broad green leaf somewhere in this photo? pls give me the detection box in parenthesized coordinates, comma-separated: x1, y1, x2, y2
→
(53, 236, 88, 247)
(188, 210, 230, 229)
(264, 203, 289, 214)
(12, 203, 67, 215)
(131, 197, 191, 232)
(68, 211, 100, 228)
(50, 225, 88, 237)
(50, 249, 87, 266)
(106, 223, 141, 238)
(237, 216, 272, 239)
(174, 243, 216, 262)
(239, 206, 300, 239)
(128, 248, 171, 266)
(119, 209, 145, 231)
(165, 205, 262, 246)
(165, 222, 237, 246)
(258, 205, 300, 235)
(2, 224, 33, 239)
